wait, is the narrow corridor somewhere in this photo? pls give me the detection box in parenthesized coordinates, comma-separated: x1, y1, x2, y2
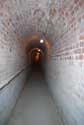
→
(0, 0, 84, 125)
(8, 71, 62, 125)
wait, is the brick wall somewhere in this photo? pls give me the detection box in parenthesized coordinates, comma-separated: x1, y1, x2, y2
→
(46, 0, 84, 125)
(50, 0, 84, 65)
(0, 0, 84, 124)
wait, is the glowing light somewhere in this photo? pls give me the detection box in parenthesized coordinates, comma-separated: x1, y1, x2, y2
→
(38, 49, 41, 52)
(40, 39, 44, 43)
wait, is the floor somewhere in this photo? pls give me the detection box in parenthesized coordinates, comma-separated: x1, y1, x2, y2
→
(8, 71, 62, 125)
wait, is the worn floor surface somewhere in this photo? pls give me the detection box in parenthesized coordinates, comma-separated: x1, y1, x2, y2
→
(8, 72, 62, 125)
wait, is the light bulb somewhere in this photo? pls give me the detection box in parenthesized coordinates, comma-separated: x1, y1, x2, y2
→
(40, 39, 44, 43)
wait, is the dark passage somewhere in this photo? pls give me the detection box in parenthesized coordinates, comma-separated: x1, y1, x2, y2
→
(8, 46, 62, 125)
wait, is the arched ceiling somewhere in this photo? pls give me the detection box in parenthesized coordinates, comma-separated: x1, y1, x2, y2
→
(0, 0, 64, 46)
(0, 0, 83, 49)
(0, 0, 84, 83)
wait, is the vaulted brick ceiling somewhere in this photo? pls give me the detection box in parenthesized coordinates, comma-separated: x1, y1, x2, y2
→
(0, 0, 84, 54)
(0, 0, 64, 44)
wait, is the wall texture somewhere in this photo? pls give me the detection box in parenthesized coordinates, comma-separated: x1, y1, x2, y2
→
(0, 68, 30, 125)
(0, 0, 84, 125)
(46, 0, 84, 125)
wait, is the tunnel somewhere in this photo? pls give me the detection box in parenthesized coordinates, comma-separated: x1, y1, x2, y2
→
(0, 0, 84, 125)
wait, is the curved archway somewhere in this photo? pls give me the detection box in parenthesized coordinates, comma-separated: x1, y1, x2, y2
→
(29, 48, 44, 64)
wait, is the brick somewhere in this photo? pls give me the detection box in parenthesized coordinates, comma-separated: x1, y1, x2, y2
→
(80, 28, 84, 33)
(74, 48, 82, 54)
(78, 17, 81, 23)
(74, 0, 79, 4)
(79, 55, 84, 60)
(80, 35, 84, 40)
(79, 0, 84, 7)
(75, 55, 79, 60)
(80, 41, 84, 47)
(82, 48, 84, 53)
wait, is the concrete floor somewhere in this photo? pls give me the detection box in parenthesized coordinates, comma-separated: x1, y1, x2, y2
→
(8, 71, 62, 125)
